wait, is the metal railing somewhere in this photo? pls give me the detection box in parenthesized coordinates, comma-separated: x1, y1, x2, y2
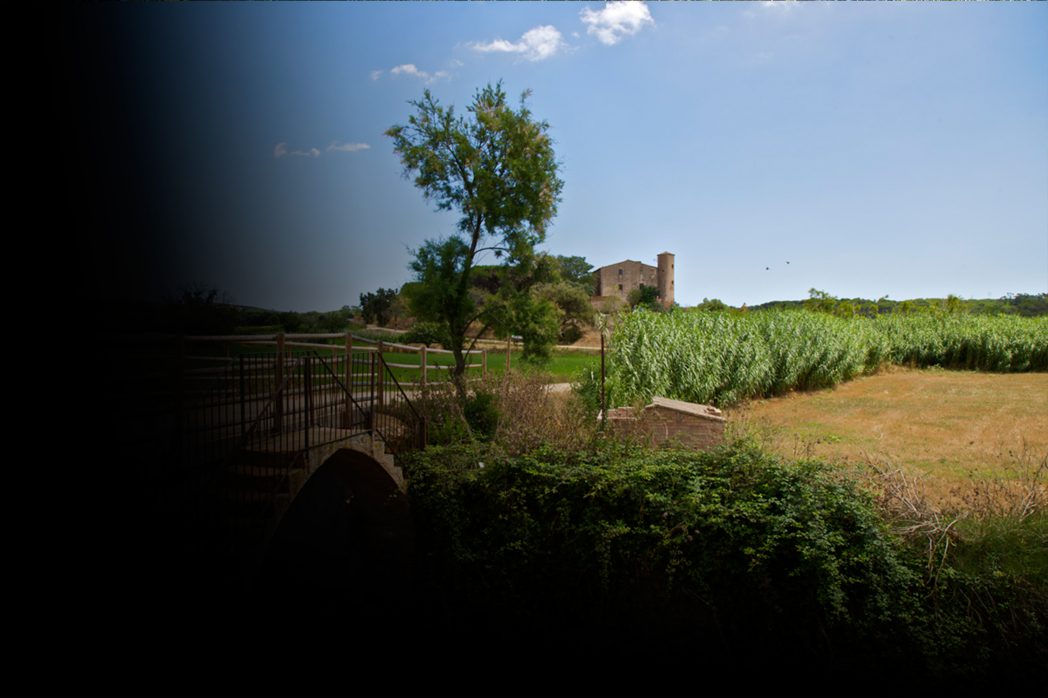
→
(170, 346, 425, 561)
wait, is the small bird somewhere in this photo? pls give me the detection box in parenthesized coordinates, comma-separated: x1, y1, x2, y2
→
(786, 261, 790, 265)
(765, 266, 770, 271)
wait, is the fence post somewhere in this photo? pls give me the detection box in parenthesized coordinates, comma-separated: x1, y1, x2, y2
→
(482, 348, 488, 379)
(304, 355, 312, 452)
(601, 332, 607, 429)
(239, 354, 246, 438)
(506, 336, 511, 373)
(421, 345, 428, 388)
(377, 341, 385, 409)
(345, 331, 353, 427)
(274, 332, 285, 434)
(175, 335, 185, 465)
(368, 351, 376, 430)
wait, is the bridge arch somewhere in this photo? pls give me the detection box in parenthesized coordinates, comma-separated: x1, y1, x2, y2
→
(256, 448, 414, 612)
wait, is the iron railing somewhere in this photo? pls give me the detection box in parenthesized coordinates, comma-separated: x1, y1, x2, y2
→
(174, 348, 423, 549)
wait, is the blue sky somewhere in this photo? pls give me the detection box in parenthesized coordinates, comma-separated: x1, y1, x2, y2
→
(85, 1, 1047, 311)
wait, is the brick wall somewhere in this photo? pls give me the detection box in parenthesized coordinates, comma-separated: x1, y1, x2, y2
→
(608, 405, 725, 451)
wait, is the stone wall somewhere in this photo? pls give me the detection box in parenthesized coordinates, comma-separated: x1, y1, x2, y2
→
(595, 260, 658, 302)
(606, 398, 725, 451)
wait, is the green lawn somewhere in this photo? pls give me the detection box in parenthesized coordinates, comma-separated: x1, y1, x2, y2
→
(383, 348, 599, 384)
(190, 340, 599, 386)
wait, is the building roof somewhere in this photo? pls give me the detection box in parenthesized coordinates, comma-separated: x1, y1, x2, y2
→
(596, 259, 655, 272)
(602, 396, 726, 423)
(650, 397, 725, 421)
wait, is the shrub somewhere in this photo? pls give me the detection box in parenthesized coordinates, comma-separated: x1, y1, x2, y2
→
(403, 440, 1048, 687)
(400, 321, 449, 347)
(462, 390, 499, 440)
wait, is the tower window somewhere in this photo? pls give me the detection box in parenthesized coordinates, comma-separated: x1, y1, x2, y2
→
(618, 284, 623, 291)
(618, 268, 623, 276)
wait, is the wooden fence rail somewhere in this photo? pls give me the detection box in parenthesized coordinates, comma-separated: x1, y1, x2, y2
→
(183, 331, 489, 389)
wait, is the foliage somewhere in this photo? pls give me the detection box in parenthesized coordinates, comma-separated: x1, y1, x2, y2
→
(608, 309, 1048, 408)
(695, 297, 729, 312)
(359, 287, 398, 326)
(534, 280, 592, 343)
(414, 371, 596, 453)
(512, 294, 560, 363)
(758, 291, 1048, 319)
(387, 82, 564, 394)
(553, 254, 597, 294)
(626, 283, 661, 311)
(403, 440, 1048, 683)
(463, 390, 500, 440)
(400, 321, 449, 347)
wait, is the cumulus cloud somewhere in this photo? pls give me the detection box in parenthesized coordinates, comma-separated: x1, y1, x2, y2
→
(470, 25, 565, 62)
(274, 142, 319, 159)
(580, 2, 654, 46)
(370, 69, 383, 81)
(327, 141, 370, 153)
(386, 63, 450, 83)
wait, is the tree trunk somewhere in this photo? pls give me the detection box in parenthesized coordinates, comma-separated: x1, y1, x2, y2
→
(451, 344, 468, 402)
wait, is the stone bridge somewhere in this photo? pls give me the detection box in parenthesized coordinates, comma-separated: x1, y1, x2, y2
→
(132, 333, 426, 588)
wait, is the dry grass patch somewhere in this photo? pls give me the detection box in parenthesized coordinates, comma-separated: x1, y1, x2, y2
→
(726, 367, 1048, 488)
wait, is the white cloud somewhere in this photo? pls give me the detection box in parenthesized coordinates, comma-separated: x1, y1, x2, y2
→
(471, 25, 565, 62)
(275, 140, 370, 159)
(387, 63, 450, 83)
(327, 141, 370, 153)
(747, 1, 798, 19)
(370, 69, 383, 81)
(273, 142, 321, 159)
(580, 2, 654, 46)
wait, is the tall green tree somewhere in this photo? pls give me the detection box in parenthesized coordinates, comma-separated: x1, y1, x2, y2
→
(387, 82, 564, 395)
(553, 255, 596, 294)
(359, 287, 398, 326)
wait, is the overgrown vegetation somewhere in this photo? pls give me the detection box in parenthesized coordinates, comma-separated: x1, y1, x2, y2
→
(403, 440, 1047, 687)
(604, 309, 1048, 409)
(413, 372, 595, 453)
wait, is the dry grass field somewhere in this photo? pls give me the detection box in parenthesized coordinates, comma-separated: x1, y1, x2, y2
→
(725, 367, 1048, 489)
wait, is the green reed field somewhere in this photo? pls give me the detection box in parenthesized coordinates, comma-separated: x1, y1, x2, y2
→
(608, 310, 1048, 408)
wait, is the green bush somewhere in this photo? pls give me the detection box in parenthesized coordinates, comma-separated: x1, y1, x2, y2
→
(400, 321, 449, 347)
(403, 441, 1048, 685)
(462, 390, 499, 440)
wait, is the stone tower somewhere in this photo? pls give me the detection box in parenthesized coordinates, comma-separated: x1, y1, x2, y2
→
(656, 251, 675, 308)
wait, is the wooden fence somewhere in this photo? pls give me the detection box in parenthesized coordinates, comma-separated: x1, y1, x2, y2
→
(181, 331, 488, 389)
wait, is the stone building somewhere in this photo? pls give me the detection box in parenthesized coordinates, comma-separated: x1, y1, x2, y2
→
(593, 252, 675, 308)
(604, 397, 725, 451)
